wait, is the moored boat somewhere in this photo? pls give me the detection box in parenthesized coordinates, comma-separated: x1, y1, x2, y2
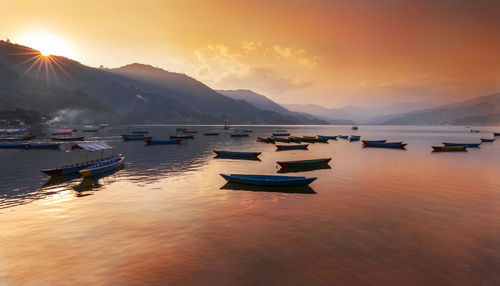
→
(204, 132, 220, 136)
(272, 132, 291, 137)
(470, 129, 480, 133)
(170, 135, 194, 139)
(99, 124, 109, 128)
(0, 143, 29, 149)
(363, 142, 407, 149)
(480, 138, 495, 142)
(338, 135, 349, 139)
(183, 129, 198, 134)
(122, 134, 152, 141)
(214, 150, 261, 158)
(362, 140, 387, 144)
(230, 133, 249, 137)
(257, 137, 275, 143)
(349, 135, 361, 142)
(52, 129, 76, 136)
(132, 130, 149, 134)
(494, 132, 500, 136)
(220, 174, 317, 186)
(145, 139, 181, 145)
(432, 146, 467, 152)
(317, 135, 337, 140)
(276, 144, 309, 151)
(51, 136, 85, 141)
(352, 125, 359, 130)
(442, 142, 481, 148)
(79, 155, 124, 177)
(277, 158, 331, 168)
(82, 126, 98, 132)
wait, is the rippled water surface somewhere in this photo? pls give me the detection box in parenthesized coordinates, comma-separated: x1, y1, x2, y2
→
(1, 125, 499, 285)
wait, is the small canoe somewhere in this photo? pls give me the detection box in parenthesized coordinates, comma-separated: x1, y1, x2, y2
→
(273, 133, 291, 137)
(276, 144, 309, 151)
(289, 137, 303, 143)
(317, 135, 337, 140)
(432, 146, 467, 152)
(79, 155, 124, 177)
(277, 158, 332, 168)
(349, 135, 361, 142)
(338, 135, 349, 139)
(301, 136, 317, 143)
(145, 139, 181, 145)
(257, 137, 276, 143)
(169, 135, 194, 139)
(275, 137, 293, 143)
(442, 142, 481, 148)
(204, 132, 220, 136)
(51, 136, 85, 141)
(363, 142, 407, 149)
(494, 132, 500, 136)
(220, 174, 317, 186)
(0, 143, 29, 149)
(230, 133, 249, 137)
(315, 137, 329, 143)
(132, 130, 149, 134)
(480, 138, 495, 142)
(41, 154, 120, 176)
(362, 140, 387, 144)
(214, 150, 261, 158)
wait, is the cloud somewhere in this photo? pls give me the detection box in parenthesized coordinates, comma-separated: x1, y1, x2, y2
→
(273, 45, 318, 70)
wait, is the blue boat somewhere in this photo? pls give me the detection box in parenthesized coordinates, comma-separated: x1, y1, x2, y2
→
(480, 138, 495, 142)
(220, 174, 317, 186)
(362, 140, 387, 144)
(338, 135, 349, 139)
(442, 142, 481, 148)
(145, 139, 181, 145)
(170, 135, 194, 139)
(122, 134, 152, 141)
(273, 133, 291, 137)
(214, 150, 261, 158)
(230, 133, 249, 137)
(0, 143, 29, 149)
(276, 144, 309, 151)
(349, 135, 361, 142)
(363, 142, 407, 149)
(317, 135, 337, 140)
(79, 155, 124, 177)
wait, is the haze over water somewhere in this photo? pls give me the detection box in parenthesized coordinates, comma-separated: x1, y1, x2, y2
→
(1, 125, 499, 285)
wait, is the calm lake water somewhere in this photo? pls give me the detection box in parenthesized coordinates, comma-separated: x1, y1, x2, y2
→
(1, 125, 499, 285)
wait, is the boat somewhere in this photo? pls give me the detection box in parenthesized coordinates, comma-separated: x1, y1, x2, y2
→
(132, 130, 149, 134)
(170, 135, 194, 139)
(317, 135, 337, 140)
(221, 182, 316, 194)
(52, 129, 76, 136)
(145, 139, 181, 145)
(349, 135, 361, 142)
(0, 135, 36, 141)
(50, 136, 85, 141)
(442, 142, 481, 148)
(82, 126, 98, 132)
(494, 132, 500, 136)
(480, 138, 495, 142)
(314, 137, 329, 143)
(272, 132, 291, 137)
(363, 142, 407, 149)
(338, 135, 349, 139)
(122, 134, 152, 141)
(362, 140, 387, 144)
(301, 136, 317, 143)
(214, 150, 261, 158)
(28, 142, 61, 149)
(203, 132, 220, 136)
(278, 164, 331, 174)
(224, 124, 230, 130)
(432, 146, 467, 152)
(352, 125, 359, 130)
(257, 137, 275, 143)
(183, 129, 198, 134)
(0, 143, 29, 149)
(79, 155, 124, 177)
(41, 142, 120, 176)
(289, 136, 303, 143)
(275, 137, 293, 143)
(277, 158, 331, 168)
(470, 129, 480, 133)
(276, 144, 309, 151)
(220, 174, 317, 187)
(99, 124, 109, 128)
(230, 133, 249, 137)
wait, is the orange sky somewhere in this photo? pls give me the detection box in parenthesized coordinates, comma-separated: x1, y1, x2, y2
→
(1, 0, 499, 107)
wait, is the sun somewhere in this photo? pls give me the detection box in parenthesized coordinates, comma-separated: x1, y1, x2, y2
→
(17, 32, 76, 58)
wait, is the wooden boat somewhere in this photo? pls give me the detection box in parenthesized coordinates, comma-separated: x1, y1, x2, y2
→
(272, 132, 290, 137)
(301, 136, 318, 143)
(276, 144, 309, 151)
(220, 174, 317, 186)
(182, 129, 198, 134)
(132, 130, 149, 134)
(230, 133, 249, 137)
(289, 136, 303, 143)
(0, 143, 29, 149)
(204, 132, 220, 136)
(275, 137, 293, 143)
(122, 134, 152, 141)
(362, 140, 387, 144)
(214, 150, 261, 158)
(315, 137, 329, 143)
(79, 155, 124, 177)
(432, 146, 467, 152)
(50, 136, 85, 141)
(494, 132, 500, 136)
(349, 135, 361, 142)
(442, 142, 481, 148)
(145, 139, 181, 145)
(277, 158, 331, 168)
(170, 135, 194, 139)
(480, 138, 495, 142)
(363, 142, 407, 149)
(338, 135, 349, 139)
(257, 137, 275, 143)
(317, 135, 337, 140)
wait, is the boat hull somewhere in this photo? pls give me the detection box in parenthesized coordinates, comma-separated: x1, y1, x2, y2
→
(220, 174, 317, 186)
(0, 143, 29, 149)
(230, 134, 249, 137)
(79, 156, 124, 177)
(480, 138, 495, 142)
(50, 136, 84, 141)
(317, 135, 337, 140)
(276, 144, 309, 151)
(432, 146, 467, 152)
(214, 150, 261, 158)
(170, 135, 194, 139)
(362, 140, 387, 144)
(363, 142, 407, 149)
(272, 133, 290, 137)
(204, 133, 220, 136)
(277, 158, 331, 168)
(41, 155, 121, 176)
(442, 142, 481, 148)
(145, 139, 181, 145)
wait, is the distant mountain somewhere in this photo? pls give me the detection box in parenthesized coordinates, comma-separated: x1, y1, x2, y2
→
(0, 41, 325, 124)
(382, 93, 500, 125)
(216, 89, 327, 124)
(283, 102, 433, 124)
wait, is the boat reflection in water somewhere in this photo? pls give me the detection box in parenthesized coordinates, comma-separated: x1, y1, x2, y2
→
(73, 165, 125, 193)
(277, 164, 332, 174)
(220, 182, 317, 194)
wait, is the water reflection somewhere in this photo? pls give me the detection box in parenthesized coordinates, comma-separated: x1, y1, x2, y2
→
(221, 182, 317, 194)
